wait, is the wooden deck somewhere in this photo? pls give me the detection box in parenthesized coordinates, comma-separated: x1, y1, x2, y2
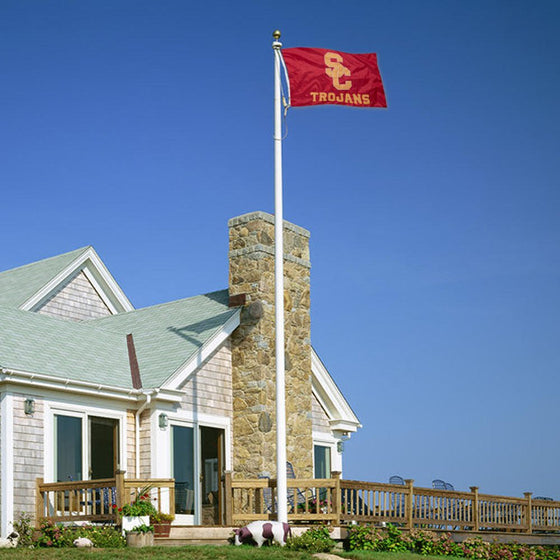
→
(225, 474, 560, 535)
(36, 473, 560, 538)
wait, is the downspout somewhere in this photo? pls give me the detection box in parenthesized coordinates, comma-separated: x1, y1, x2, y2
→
(135, 390, 158, 478)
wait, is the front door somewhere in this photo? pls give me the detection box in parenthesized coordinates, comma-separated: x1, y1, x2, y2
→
(200, 427, 224, 525)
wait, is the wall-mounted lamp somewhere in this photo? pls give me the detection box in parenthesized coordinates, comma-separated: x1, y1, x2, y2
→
(24, 398, 35, 415)
(337, 433, 351, 453)
(158, 413, 168, 429)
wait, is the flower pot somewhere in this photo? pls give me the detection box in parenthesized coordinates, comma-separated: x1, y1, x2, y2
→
(126, 532, 154, 548)
(153, 522, 172, 538)
(122, 515, 150, 535)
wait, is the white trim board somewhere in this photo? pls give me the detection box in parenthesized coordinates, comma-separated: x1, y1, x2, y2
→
(0, 393, 14, 536)
(311, 348, 361, 434)
(21, 247, 134, 315)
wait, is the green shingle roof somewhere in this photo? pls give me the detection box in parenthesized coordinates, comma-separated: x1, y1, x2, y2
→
(0, 304, 131, 387)
(0, 246, 239, 391)
(0, 247, 90, 308)
(90, 290, 238, 388)
(0, 289, 237, 390)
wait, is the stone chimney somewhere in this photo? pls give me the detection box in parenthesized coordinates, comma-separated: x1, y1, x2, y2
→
(229, 211, 313, 479)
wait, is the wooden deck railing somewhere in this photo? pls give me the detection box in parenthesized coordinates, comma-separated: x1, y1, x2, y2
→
(36, 472, 175, 527)
(224, 474, 560, 534)
(224, 471, 341, 525)
(37, 472, 560, 534)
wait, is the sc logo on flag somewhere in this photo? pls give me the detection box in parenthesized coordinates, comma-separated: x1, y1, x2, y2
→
(324, 52, 352, 91)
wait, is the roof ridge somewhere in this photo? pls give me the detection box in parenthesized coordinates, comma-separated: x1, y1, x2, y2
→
(91, 288, 229, 320)
(0, 303, 118, 333)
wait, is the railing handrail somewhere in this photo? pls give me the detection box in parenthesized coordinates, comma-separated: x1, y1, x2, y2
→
(37, 478, 116, 492)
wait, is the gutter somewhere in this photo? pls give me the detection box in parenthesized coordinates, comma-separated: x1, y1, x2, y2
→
(0, 367, 139, 401)
(0, 367, 182, 403)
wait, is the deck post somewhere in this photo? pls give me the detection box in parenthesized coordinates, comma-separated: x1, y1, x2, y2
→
(524, 492, 533, 534)
(332, 472, 342, 525)
(405, 479, 414, 530)
(224, 471, 233, 526)
(115, 470, 126, 514)
(35, 478, 44, 528)
(470, 486, 479, 531)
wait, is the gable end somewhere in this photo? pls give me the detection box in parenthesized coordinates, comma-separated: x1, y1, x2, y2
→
(36, 270, 112, 321)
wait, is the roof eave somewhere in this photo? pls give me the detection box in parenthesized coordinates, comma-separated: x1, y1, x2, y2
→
(311, 347, 361, 432)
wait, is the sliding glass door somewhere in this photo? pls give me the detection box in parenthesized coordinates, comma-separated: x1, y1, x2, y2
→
(172, 425, 195, 517)
(172, 424, 225, 524)
(54, 413, 119, 482)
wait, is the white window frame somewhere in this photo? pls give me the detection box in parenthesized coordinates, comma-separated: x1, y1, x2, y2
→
(312, 431, 340, 476)
(158, 411, 231, 526)
(44, 401, 127, 483)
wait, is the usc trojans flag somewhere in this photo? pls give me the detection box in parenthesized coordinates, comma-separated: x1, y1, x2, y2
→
(282, 47, 387, 108)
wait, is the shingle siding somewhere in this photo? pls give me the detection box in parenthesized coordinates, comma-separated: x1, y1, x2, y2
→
(13, 394, 44, 520)
(126, 410, 137, 477)
(37, 270, 111, 322)
(311, 393, 331, 434)
(139, 411, 151, 478)
(180, 342, 232, 418)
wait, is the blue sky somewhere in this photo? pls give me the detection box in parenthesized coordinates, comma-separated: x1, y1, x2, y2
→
(1, 1, 559, 498)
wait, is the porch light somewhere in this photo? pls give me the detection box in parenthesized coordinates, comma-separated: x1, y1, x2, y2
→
(24, 398, 35, 415)
(158, 413, 168, 429)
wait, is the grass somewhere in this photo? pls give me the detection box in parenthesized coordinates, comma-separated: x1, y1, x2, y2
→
(0, 546, 316, 560)
(0, 547, 460, 560)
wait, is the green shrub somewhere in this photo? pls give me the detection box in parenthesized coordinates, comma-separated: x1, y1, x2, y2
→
(12, 512, 34, 548)
(346, 524, 385, 551)
(73, 524, 126, 548)
(345, 522, 560, 560)
(286, 525, 336, 553)
(33, 519, 125, 548)
(407, 529, 461, 556)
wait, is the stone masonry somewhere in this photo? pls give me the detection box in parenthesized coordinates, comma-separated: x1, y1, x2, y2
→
(229, 211, 313, 480)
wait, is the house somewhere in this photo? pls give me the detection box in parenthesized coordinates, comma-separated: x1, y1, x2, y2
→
(0, 211, 360, 534)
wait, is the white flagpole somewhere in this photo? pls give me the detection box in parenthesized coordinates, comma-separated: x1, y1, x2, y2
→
(272, 29, 287, 523)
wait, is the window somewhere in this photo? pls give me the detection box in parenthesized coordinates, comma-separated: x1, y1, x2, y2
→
(314, 445, 331, 479)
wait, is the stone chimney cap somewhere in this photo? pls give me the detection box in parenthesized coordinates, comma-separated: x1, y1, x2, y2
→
(228, 211, 310, 238)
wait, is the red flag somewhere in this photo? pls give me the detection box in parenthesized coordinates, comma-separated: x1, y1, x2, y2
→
(282, 47, 387, 108)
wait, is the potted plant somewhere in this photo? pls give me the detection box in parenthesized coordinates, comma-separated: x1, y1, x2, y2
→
(125, 523, 154, 548)
(150, 511, 175, 538)
(114, 486, 158, 535)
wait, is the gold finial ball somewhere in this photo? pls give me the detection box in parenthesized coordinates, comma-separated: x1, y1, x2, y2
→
(272, 30, 281, 40)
